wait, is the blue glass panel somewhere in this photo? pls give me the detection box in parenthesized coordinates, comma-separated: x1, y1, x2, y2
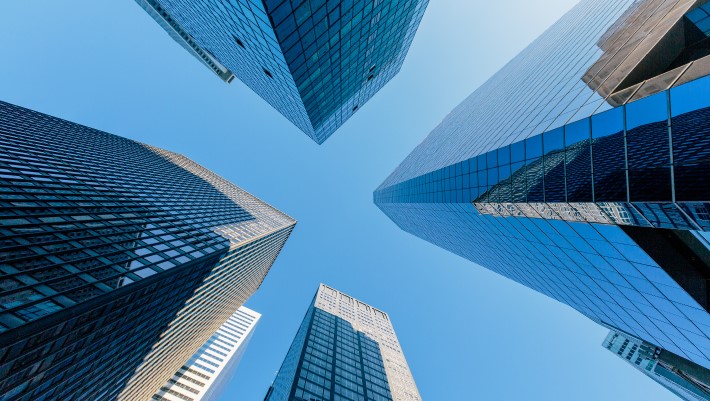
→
(486, 150, 498, 169)
(626, 93, 671, 201)
(511, 141, 526, 163)
(498, 145, 511, 166)
(566, 118, 591, 146)
(544, 127, 565, 153)
(591, 108, 626, 201)
(526, 157, 545, 202)
(543, 128, 566, 202)
(671, 76, 710, 201)
(526, 135, 543, 160)
(511, 161, 527, 202)
(477, 154, 487, 171)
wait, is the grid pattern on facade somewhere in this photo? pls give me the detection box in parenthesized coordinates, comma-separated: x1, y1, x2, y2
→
(119, 227, 293, 401)
(0, 251, 223, 401)
(0, 101, 296, 401)
(376, 75, 710, 231)
(604, 330, 710, 400)
(262, 0, 428, 143)
(381, 0, 709, 187)
(152, 306, 261, 401)
(138, 0, 313, 137)
(266, 284, 420, 401)
(375, 0, 710, 376)
(136, 0, 428, 144)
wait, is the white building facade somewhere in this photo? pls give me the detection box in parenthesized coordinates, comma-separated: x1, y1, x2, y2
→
(152, 306, 261, 401)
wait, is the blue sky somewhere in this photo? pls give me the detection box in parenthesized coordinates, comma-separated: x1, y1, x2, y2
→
(0, 1, 677, 400)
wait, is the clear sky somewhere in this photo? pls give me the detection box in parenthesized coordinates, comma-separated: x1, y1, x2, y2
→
(0, 1, 678, 400)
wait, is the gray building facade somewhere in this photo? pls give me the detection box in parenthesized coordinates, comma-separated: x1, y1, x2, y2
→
(0, 101, 295, 400)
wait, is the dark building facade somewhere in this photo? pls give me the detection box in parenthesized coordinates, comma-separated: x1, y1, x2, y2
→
(264, 284, 420, 401)
(375, 0, 710, 388)
(0, 101, 296, 401)
(135, 0, 429, 144)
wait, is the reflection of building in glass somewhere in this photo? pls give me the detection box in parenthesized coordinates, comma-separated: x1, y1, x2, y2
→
(264, 284, 420, 401)
(135, 0, 429, 144)
(604, 330, 710, 401)
(153, 306, 261, 401)
(0, 101, 296, 401)
(375, 0, 710, 393)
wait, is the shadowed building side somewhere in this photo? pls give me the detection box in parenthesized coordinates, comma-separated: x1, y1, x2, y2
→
(0, 101, 295, 401)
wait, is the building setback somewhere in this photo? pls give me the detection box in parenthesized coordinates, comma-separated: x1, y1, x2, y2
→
(375, 0, 710, 391)
(135, 0, 429, 144)
(153, 306, 261, 401)
(264, 284, 420, 401)
(0, 101, 295, 401)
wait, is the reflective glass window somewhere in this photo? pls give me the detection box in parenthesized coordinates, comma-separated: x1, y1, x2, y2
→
(565, 118, 593, 202)
(671, 76, 710, 201)
(543, 128, 566, 202)
(591, 107, 626, 201)
(626, 92, 671, 201)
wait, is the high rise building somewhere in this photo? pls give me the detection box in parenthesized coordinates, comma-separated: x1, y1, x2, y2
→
(264, 284, 420, 401)
(375, 0, 710, 386)
(134, 0, 429, 144)
(0, 101, 296, 401)
(603, 330, 710, 400)
(153, 306, 261, 401)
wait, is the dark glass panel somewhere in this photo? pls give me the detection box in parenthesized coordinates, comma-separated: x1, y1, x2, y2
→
(565, 119, 593, 202)
(591, 108, 626, 201)
(626, 93, 671, 201)
(511, 161, 527, 202)
(526, 157, 545, 202)
(671, 77, 710, 201)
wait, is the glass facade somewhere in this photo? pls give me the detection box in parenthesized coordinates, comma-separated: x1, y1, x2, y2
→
(603, 330, 710, 400)
(0, 101, 296, 401)
(375, 0, 710, 380)
(136, 0, 429, 144)
(265, 284, 420, 401)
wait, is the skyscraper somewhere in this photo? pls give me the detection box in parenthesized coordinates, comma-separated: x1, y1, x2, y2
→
(134, 0, 429, 144)
(603, 330, 710, 400)
(375, 0, 710, 386)
(264, 284, 420, 401)
(153, 306, 262, 401)
(0, 101, 296, 401)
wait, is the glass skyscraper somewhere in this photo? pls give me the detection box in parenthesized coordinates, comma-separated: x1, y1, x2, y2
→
(135, 0, 429, 144)
(153, 306, 261, 401)
(375, 0, 710, 389)
(264, 284, 420, 401)
(0, 101, 296, 401)
(603, 330, 710, 400)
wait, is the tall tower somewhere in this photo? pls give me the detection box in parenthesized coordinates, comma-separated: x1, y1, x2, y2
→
(375, 0, 710, 389)
(135, 0, 429, 144)
(0, 101, 296, 401)
(153, 306, 262, 401)
(265, 284, 420, 401)
(603, 330, 710, 400)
